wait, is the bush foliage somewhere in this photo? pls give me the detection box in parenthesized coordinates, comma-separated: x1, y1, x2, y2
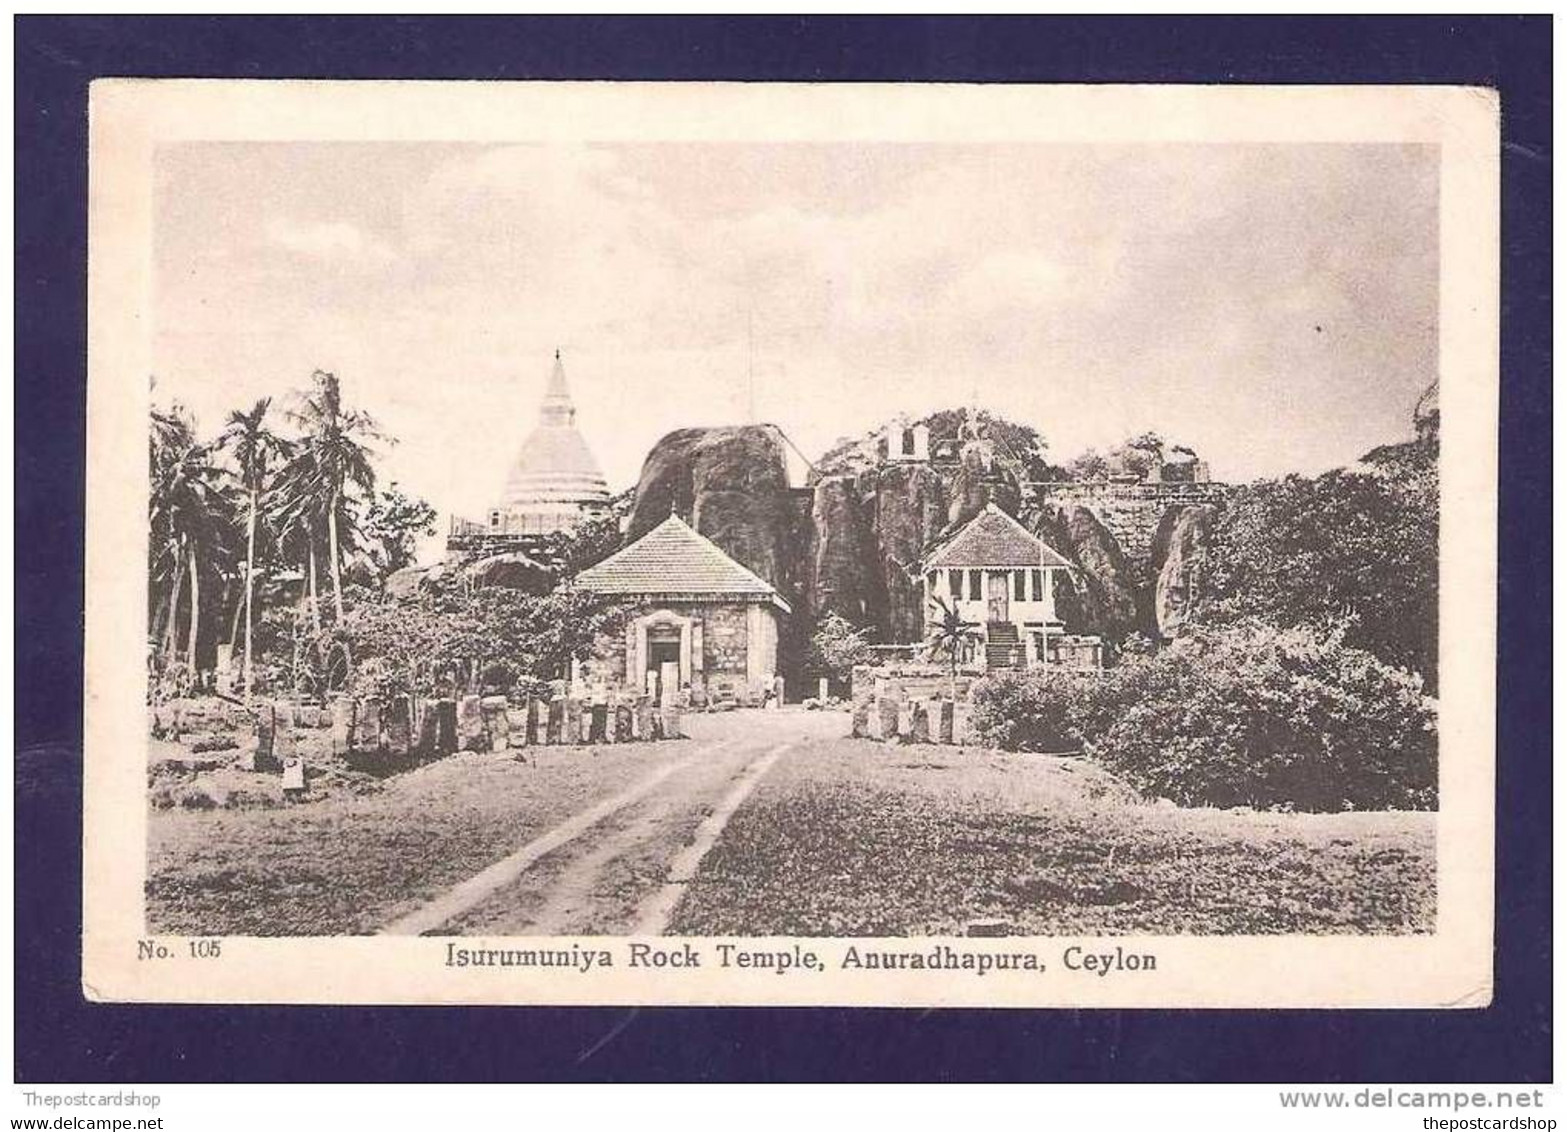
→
(1201, 448, 1438, 686)
(969, 621, 1436, 812)
(316, 578, 632, 701)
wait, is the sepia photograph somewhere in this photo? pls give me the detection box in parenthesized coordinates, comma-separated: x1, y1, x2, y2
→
(79, 80, 1499, 1008)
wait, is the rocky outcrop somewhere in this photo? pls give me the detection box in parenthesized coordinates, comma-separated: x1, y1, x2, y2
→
(1151, 504, 1214, 640)
(627, 426, 798, 599)
(621, 421, 1222, 668)
(464, 551, 555, 592)
(1034, 504, 1141, 640)
(859, 463, 949, 642)
(945, 441, 1023, 532)
(805, 474, 877, 625)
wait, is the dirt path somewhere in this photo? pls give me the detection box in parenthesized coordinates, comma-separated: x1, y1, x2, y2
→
(385, 710, 845, 936)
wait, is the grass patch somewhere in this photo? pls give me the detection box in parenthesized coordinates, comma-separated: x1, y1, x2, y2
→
(147, 743, 689, 936)
(670, 739, 1436, 936)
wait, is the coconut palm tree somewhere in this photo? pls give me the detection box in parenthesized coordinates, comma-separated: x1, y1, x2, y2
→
(268, 452, 325, 634)
(217, 398, 292, 698)
(148, 405, 232, 671)
(926, 595, 983, 702)
(286, 370, 385, 623)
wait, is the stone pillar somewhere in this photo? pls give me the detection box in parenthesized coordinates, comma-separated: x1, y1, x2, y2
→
(253, 701, 278, 771)
(936, 700, 955, 744)
(416, 704, 441, 759)
(563, 699, 582, 744)
(272, 702, 297, 767)
(876, 694, 900, 742)
(634, 695, 654, 740)
(613, 701, 633, 743)
(457, 694, 486, 751)
(546, 698, 564, 745)
(434, 699, 458, 755)
(281, 754, 307, 797)
(659, 661, 679, 707)
(661, 705, 683, 740)
(384, 698, 411, 759)
(851, 695, 872, 739)
(818, 677, 830, 703)
(330, 695, 354, 753)
(771, 676, 786, 708)
(525, 698, 542, 746)
(481, 695, 510, 752)
(358, 698, 383, 754)
(908, 700, 931, 745)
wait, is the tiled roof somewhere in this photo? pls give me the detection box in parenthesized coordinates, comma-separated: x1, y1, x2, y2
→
(923, 504, 1074, 569)
(575, 515, 790, 610)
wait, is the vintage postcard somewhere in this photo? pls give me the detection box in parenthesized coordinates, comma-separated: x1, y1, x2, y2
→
(83, 80, 1497, 1007)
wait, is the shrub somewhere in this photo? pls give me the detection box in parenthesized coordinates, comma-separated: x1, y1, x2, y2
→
(968, 668, 1109, 753)
(971, 621, 1436, 812)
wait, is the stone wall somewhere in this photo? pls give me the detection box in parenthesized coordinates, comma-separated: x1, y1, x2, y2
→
(1030, 481, 1230, 571)
(702, 604, 750, 678)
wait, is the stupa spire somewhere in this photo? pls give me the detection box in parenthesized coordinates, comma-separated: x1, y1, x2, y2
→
(540, 348, 575, 426)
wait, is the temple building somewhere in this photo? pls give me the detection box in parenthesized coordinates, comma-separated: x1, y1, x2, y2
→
(573, 515, 791, 703)
(920, 504, 1098, 670)
(447, 351, 613, 569)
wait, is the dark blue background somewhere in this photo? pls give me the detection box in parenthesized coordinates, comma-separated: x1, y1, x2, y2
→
(14, 16, 1551, 1083)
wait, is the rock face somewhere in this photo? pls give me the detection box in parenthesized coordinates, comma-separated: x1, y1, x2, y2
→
(1034, 504, 1141, 639)
(805, 474, 878, 625)
(859, 463, 948, 642)
(945, 441, 1023, 532)
(620, 423, 1221, 675)
(627, 426, 800, 600)
(1151, 504, 1214, 640)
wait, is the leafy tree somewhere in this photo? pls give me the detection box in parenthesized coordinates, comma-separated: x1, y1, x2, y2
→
(217, 398, 292, 697)
(362, 482, 437, 577)
(808, 611, 875, 687)
(286, 370, 387, 623)
(538, 515, 623, 578)
(149, 404, 234, 668)
(320, 580, 633, 700)
(922, 408, 1053, 480)
(1200, 451, 1438, 685)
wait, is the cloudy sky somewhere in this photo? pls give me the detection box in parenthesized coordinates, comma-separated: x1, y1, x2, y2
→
(154, 140, 1437, 545)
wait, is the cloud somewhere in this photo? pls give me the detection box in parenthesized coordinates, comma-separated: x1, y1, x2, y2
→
(264, 217, 397, 265)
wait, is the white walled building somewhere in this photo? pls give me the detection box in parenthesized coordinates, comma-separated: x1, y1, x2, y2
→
(920, 504, 1076, 669)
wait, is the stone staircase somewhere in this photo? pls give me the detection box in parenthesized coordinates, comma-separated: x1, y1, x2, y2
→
(985, 622, 1024, 671)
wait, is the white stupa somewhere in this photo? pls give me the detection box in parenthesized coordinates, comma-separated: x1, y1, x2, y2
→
(485, 351, 612, 535)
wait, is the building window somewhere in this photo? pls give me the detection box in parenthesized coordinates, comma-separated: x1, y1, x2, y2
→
(1014, 571, 1026, 601)
(489, 511, 501, 528)
(1031, 570, 1043, 602)
(902, 428, 916, 456)
(948, 570, 962, 597)
(968, 570, 982, 600)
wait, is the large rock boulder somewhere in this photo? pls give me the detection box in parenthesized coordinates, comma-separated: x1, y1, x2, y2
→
(858, 462, 948, 642)
(1034, 504, 1140, 640)
(463, 551, 554, 592)
(805, 474, 878, 625)
(1151, 504, 1215, 639)
(945, 440, 1024, 532)
(626, 426, 798, 596)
